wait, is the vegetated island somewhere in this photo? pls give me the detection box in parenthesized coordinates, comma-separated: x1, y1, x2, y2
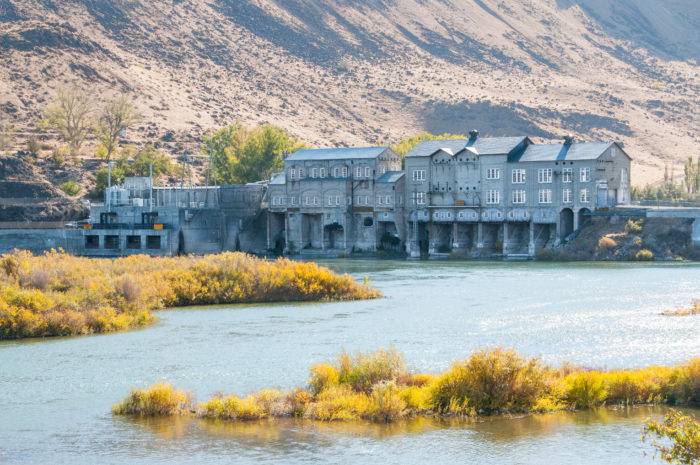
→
(662, 299, 700, 317)
(113, 348, 700, 424)
(0, 250, 381, 340)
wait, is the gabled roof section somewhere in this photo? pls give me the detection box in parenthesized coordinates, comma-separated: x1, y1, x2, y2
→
(406, 137, 529, 158)
(377, 171, 405, 183)
(286, 146, 388, 161)
(515, 142, 614, 162)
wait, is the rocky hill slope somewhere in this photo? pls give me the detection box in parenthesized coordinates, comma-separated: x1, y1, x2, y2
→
(1, 0, 698, 184)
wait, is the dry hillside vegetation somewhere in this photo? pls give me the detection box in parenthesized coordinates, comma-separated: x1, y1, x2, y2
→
(0, 0, 698, 184)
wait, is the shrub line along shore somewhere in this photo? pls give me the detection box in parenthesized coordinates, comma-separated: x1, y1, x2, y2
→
(113, 348, 700, 423)
(0, 250, 381, 339)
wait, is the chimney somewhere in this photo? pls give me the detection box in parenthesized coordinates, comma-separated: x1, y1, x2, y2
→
(468, 129, 479, 141)
(564, 135, 574, 145)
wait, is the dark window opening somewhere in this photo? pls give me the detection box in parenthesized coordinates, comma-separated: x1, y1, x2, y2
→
(85, 235, 99, 249)
(363, 217, 374, 227)
(104, 235, 120, 249)
(100, 212, 118, 224)
(142, 212, 158, 225)
(126, 235, 141, 249)
(147, 235, 161, 250)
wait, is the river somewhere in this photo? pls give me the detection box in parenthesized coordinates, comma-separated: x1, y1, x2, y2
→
(1, 260, 699, 464)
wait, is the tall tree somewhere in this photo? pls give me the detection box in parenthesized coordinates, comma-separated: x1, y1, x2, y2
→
(41, 87, 94, 157)
(97, 95, 142, 161)
(202, 123, 305, 184)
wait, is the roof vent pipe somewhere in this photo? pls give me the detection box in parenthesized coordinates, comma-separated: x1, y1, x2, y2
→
(468, 129, 479, 140)
(564, 135, 575, 145)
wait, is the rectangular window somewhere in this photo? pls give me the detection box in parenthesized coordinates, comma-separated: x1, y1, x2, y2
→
(290, 168, 296, 179)
(580, 188, 589, 203)
(290, 196, 296, 206)
(298, 168, 304, 178)
(311, 168, 318, 178)
(580, 167, 590, 182)
(562, 188, 572, 203)
(356, 195, 362, 205)
(486, 190, 500, 205)
(320, 168, 326, 178)
(146, 235, 161, 250)
(341, 167, 348, 177)
(335, 196, 340, 206)
(416, 192, 426, 205)
(538, 168, 553, 184)
(304, 196, 310, 206)
(412, 170, 426, 181)
(385, 195, 391, 204)
(365, 166, 371, 177)
(355, 167, 362, 178)
(313, 196, 319, 206)
(377, 196, 382, 205)
(333, 167, 339, 177)
(486, 168, 501, 180)
(512, 190, 526, 204)
(85, 235, 99, 249)
(511, 169, 526, 184)
(538, 189, 552, 204)
(562, 168, 572, 183)
(327, 196, 333, 206)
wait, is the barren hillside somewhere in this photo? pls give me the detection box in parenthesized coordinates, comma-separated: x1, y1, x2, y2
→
(1, 0, 699, 184)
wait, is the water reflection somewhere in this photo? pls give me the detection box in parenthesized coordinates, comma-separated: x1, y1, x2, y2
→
(123, 405, 695, 450)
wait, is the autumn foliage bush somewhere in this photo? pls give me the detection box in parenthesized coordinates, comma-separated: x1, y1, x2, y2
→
(0, 250, 381, 339)
(114, 348, 700, 424)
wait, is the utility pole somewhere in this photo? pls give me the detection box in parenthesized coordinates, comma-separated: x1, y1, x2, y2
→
(149, 162, 154, 212)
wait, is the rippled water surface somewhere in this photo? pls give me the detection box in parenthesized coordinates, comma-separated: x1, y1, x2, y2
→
(1, 260, 699, 464)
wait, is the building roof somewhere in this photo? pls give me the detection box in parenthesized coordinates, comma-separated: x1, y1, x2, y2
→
(286, 146, 388, 161)
(377, 171, 405, 183)
(515, 142, 614, 162)
(405, 137, 528, 157)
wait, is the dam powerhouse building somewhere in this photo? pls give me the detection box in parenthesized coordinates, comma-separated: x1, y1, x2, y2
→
(0, 132, 637, 258)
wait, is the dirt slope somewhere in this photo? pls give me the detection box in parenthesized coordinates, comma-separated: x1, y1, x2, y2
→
(0, 0, 698, 184)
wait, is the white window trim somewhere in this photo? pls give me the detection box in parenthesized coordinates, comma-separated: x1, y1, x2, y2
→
(563, 188, 572, 203)
(486, 190, 500, 205)
(538, 168, 553, 184)
(580, 167, 591, 182)
(580, 188, 590, 203)
(512, 169, 526, 184)
(562, 168, 572, 183)
(512, 190, 526, 204)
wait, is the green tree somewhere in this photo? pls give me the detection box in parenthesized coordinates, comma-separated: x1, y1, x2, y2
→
(202, 123, 305, 184)
(391, 131, 465, 158)
(41, 87, 95, 157)
(91, 144, 175, 197)
(97, 95, 142, 161)
(644, 410, 700, 465)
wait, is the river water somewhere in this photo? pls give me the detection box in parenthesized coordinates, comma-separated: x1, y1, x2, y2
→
(1, 260, 699, 465)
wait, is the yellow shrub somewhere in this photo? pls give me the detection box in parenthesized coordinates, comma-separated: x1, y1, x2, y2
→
(337, 348, 407, 393)
(368, 381, 406, 422)
(112, 384, 191, 416)
(304, 385, 371, 421)
(635, 249, 654, 261)
(598, 236, 617, 250)
(309, 363, 340, 395)
(430, 348, 551, 413)
(562, 372, 608, 408)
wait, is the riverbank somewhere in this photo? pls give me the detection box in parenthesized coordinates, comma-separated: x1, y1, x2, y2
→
(113, 348, 700, 423)
(0, 250, 381, 339)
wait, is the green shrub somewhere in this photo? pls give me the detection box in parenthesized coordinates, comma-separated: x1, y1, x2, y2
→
(59, 180, 81, 196)
(338, 348, 407, 393)
(644, 410, 700, 465)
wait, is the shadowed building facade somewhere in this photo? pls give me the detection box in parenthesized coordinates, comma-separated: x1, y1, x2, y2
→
(266, 147, 404, 255)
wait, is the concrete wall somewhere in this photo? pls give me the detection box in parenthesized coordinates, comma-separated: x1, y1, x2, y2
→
(0, 229, 83, 254)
